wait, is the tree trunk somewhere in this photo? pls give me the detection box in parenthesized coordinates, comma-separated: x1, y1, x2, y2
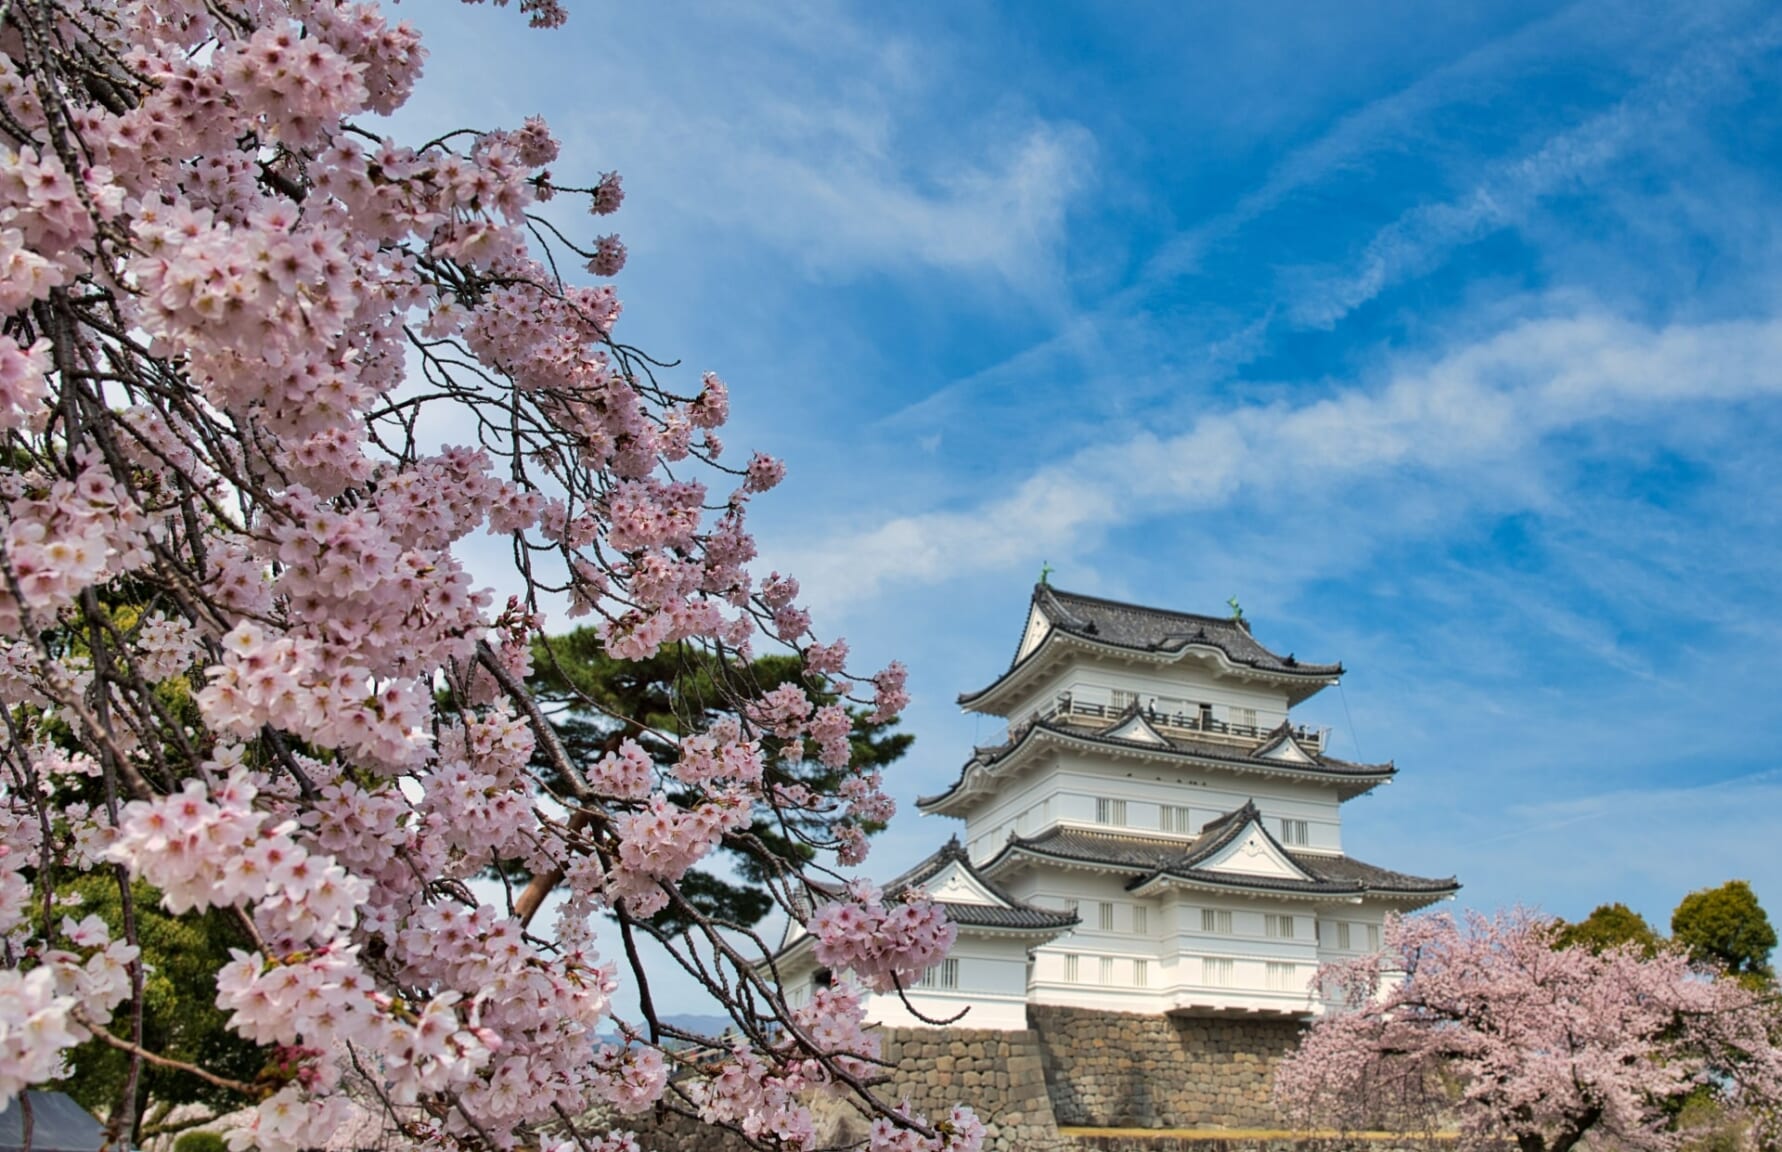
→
(516, 808, 593, 926)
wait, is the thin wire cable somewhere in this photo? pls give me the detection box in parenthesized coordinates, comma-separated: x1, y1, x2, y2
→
(1338, 679, 1363, 762)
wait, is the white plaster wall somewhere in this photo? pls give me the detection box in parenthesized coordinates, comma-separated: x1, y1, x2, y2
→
(862, 934, 1033, 1031)
(1014, 883, 1330, 1014)
(1314, 906, 1390, 963)
(958, 761, 1065, 862)
(961, 759, 1344, 860)
(866, 989, 1031, 1031)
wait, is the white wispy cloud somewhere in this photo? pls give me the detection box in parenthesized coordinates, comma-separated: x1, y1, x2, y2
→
(404, 2, 1097, 293)
(1285, 7, 1782, 329)
(695, 118, 1095, 285)
(783, 307, 1782, 615)
(874, 0, 1774, 434)
(544, 3, 1095, 293)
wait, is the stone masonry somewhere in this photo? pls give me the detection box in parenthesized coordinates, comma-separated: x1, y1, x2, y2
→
(867, 1027, 1072, 1152)
(583, 1008, 1303, 1150)
(1028, 1006, 1304, 1129)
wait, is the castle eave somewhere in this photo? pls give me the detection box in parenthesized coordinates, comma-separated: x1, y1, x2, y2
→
(960, 585, 1343, 714)
(919, 716, 1396, 817)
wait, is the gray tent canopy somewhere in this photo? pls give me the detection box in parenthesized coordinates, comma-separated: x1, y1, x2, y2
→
(0, 1092, 107, 1152)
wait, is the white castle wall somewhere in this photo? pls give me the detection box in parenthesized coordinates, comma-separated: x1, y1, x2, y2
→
(960, 759, 1344, 864)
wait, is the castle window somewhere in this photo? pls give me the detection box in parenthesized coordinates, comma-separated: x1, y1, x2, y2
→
(1160, 804, 1193, 834)
(1336, 922, 1352, 950)
(1100, 957, 1114, 984)
(918, 959, 959, 989)
(1099, 901, 1115, 932)
(1367, 924, 1381, 951)
(1232, 706, 1257, 732)
(1133, 905, 1149, 935)
(1095, 798, 1127, 826)
(1064, 954, 1080, 982)
(1133, 959, 1149, 987)
(1265, 914, 1295, 939)
(1201, 908, 1233, 934)
(1111, 689, 1137, 712)
(1266, 962, 1297, 991)
(1204, 957, 1234, 986)
(1280, 819, 1310, 846)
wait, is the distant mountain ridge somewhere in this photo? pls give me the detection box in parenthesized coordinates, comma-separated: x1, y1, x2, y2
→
(601, 1013, 736, 1045)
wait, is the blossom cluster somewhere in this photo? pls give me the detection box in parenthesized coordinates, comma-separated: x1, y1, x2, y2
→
(0, 916, 138, 1107)
(809, 883, 958, 993)
(0, 0, 970, 1149)
(1276, 910, 1782, 1150)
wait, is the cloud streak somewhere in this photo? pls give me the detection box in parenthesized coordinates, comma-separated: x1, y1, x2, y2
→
(1285, 7, 1782, 328)
(785, 308, 1782, 614)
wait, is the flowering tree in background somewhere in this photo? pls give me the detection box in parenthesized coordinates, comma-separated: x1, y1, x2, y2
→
(1274, 909, 1782, 1152)
(0, 2, 977, 1151)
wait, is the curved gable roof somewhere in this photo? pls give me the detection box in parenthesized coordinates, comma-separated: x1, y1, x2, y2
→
(917, 712, 1395, 816)
(960, 586, 1343, 711)
(982, 803, 1458, 907)
(882, 838, 1081, 933)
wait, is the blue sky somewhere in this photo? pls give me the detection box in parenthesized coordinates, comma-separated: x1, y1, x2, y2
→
(403, 0, 1782, 958)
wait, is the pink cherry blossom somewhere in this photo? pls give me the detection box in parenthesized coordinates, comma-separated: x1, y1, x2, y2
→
(590, 171, 625, 215)
(1275, 908, 1782, 1152)
(0, 1, 965, 1147)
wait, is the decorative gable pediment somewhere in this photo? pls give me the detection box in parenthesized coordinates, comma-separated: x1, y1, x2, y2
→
(1255, 729, 1315, 764)
(1103, 712, 1170, 745)
(1201, 822, 1314, 880)
(1014, 604, 1053, 664)
(922, 861, 1005, 907)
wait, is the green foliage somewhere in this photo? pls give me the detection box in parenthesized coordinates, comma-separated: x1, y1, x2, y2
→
(1554, 902, 1663, 957)
(1672, 880, 1776, 978)
(1673, 1089, 1747, 1152)
(525, 628, 913, 933)
(63, 876, 260, 1118)
(173, 1132, 230, 1152)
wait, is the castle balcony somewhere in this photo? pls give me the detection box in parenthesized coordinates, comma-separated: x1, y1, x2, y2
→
(1001, 692, 1325, 754)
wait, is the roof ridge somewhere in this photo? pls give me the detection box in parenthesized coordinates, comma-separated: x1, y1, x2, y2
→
(1196, 798, 1261, 836)
(1021, 825, 1188, 846)
(1040, 584, 1248, 630)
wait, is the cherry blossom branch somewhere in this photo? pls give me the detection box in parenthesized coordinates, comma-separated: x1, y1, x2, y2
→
(74, 1013, 259, 1097)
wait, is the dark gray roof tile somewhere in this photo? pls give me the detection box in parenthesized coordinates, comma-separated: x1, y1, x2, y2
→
(1033, 586, 1341, 677)
(985, 812, 1457, 900)
(917, 715, 1394, 812)
(886, 837, 1081, 932)
(938, 902, 1080, 930)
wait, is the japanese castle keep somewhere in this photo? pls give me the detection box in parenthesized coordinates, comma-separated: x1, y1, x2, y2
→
(777, 584, 1459, 1140)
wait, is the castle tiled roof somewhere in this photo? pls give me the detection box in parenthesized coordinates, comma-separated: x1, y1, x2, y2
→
(980, 826, 1191, 872)
(917, 713, 1394, 814)
(981, 804, 1457, 905)
(959, 586, 1342, 709)
(882, 838, 1081, 933)
(1033, 587, 1342, 677)
(769, 837, 1077, 965)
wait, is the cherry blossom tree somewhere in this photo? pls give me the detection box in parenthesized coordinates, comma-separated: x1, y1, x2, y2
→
(1274, 909, 1782, 1152)
(0, 3, 975, 1151)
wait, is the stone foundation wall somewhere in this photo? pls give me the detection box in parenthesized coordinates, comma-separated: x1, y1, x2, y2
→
(580, 1008, 1304, 1149)
(871, 1027, 1072, 1152)
(1028, 1007, 1304, 1129)
(590, 1028, 1068, 1152)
